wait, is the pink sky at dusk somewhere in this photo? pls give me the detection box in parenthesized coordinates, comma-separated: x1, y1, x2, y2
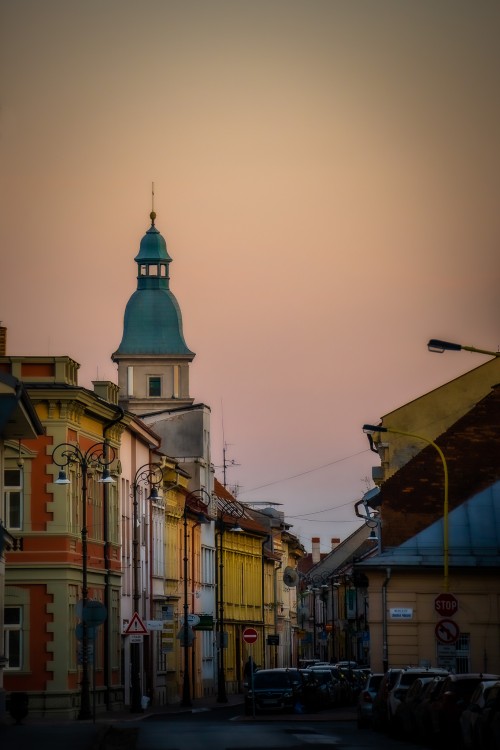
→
(1, 1, 499, 551)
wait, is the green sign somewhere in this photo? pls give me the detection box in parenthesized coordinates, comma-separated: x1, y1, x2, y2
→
(193, 614, 214, 631)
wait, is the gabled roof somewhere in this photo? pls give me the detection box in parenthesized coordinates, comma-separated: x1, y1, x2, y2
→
(213, 478, 269, 537)
(361, 480, 500, 569)
(299, 523, 368, 579)
(0, 372, 44, 438)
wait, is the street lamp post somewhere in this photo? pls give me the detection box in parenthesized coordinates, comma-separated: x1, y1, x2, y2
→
(130, 463, 164, 713)
(216, 495, 244, 703)
(363, 423, 450, 591)
(329, 577, 340, 662)
(181, 489, 210, 708)
(304, 577, 321, 659)
(53, 441, 116, 720)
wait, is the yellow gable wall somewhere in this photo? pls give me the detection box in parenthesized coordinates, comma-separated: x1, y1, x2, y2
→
(372, 357, 500, 481)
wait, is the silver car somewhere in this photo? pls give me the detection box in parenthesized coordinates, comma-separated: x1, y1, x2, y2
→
(357, 673, 384, 728)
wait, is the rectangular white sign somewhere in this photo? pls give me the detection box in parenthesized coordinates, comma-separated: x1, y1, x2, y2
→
(390, 607, 413, 619)
(146, 620, 164, 631)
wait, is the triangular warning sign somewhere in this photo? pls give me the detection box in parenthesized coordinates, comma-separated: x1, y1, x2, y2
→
(124, 612, 148, 635)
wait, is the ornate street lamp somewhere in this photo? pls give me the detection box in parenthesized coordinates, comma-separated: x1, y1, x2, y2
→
(215, 495, 244, 703)
(53, 441, 116, 720)
(181, 489, 210, 708)
(129, 463, 164, 713)
(363, 423, 450, 591)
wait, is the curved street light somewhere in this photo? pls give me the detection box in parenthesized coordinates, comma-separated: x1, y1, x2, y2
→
(363, 424, 450, 592)
(427, 338, 500, 357)
(129, 463, 164, 713)
(181, 488, 211, 708)
(53, 441, 116, 720)
(215, 495, 244, 703)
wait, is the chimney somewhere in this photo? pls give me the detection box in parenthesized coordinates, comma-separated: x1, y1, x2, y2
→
(0, 325, 6, 356)
(311, 537, 321, 564)
(331, 537, 340, 550)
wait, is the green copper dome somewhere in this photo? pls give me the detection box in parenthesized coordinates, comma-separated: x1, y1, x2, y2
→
(134, 217, 172, 263)
(114, 214, 194, 356)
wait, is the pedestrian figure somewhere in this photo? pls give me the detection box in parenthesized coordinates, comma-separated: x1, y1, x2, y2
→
(244, 655, 255, 680)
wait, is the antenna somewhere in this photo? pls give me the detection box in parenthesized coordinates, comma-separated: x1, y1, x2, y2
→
(150, 182, 156, 226)
(219, 401, 240, 487)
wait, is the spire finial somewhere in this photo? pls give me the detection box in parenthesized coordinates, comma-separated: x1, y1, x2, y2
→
(150, 181, 156, 226)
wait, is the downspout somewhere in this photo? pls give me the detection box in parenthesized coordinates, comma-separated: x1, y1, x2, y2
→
(382, 567, 391, 673)
(261, 535, 270, 669)
(273, 561, 282, 668)
(102, 405, 125, 710)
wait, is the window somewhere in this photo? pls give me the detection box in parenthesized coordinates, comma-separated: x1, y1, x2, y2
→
(456, 633, 470, 674)
(148, 377, 161, 397)
(172, 365, 180, 398)
(201, 546, 216, 586)
(4, 468, 23, 530)
(4, 606, 22, 669)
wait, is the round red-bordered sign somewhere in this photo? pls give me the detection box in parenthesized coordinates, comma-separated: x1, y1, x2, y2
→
(434, 593, 459, 617)
(435, 618, 460, 645)
(242, 626, 258, 644)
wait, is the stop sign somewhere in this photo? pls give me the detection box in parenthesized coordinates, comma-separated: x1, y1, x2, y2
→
(435, 592, 458, 617)
(242, 626, 258, 644)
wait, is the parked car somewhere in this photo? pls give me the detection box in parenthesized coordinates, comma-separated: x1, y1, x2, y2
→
(394, 676, 436, 737)
(473, 681, 500, 750)
(460, 679, 500, 749)
(372, 668, 402, 730)
(244, 668, 304, 715)
(386, 667, 449, 731)
(428, 673, 500, 747)
(302, 668, 338, 709)
(345, 668, 368, 702)
(412, 675, 448, 743)
(357, 672, 384, 728)
(308, 665, 350, 705)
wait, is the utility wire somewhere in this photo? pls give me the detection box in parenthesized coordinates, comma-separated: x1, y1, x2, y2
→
(242, 448, 370, 493)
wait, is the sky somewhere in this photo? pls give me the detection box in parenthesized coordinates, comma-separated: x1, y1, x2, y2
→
(1, 1, 499, 552)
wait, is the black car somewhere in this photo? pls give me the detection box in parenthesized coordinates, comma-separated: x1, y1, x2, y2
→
(302, 668, 338, 708)
(244, 668, 304, 715)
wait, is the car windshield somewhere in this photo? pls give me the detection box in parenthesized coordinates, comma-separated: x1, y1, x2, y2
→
(253, 672, 293, 688)
(400, 673, 432, 687)
(451, 679, 482, 697)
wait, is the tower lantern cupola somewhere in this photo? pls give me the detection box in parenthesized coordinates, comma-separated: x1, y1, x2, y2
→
(112, 209, 195, 414)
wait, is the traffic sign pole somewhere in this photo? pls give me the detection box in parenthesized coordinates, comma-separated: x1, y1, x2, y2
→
(242, 627, 258, 719)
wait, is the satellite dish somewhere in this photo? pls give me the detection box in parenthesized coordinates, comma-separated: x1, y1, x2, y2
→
(283, 567, 299, 587)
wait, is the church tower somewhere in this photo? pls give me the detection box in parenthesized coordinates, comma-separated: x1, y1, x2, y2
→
(112, 209, 195, 413)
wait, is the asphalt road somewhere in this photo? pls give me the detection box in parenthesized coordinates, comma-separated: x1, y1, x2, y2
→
(0, 704, 423, 750)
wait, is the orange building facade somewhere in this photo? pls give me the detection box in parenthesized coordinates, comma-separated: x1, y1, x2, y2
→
(1, 355, 159, 717)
